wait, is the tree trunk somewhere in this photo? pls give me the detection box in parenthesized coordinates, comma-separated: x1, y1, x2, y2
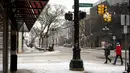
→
(41, 37, 44, 48)
(39, 37, 41, 47)
(45, 37, 48, 51)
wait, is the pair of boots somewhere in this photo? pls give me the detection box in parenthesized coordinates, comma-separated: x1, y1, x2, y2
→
(104, 59, 111, 64)
(113, 62, 123, 65)
(113, 55, 123, 65)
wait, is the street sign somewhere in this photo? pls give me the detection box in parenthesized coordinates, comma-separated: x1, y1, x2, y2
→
(72, 3, 93, 9)
(124, 26, 128, 34)
(113, 36, 116, 40)
(79, 3, 93, 7)
(126, 15, 129, 25)
(121, 15, 130, 26)
(121, 15, 125, 25)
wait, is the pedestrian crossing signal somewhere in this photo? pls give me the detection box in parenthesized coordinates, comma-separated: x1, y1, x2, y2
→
(65, 13, 73, 21)
(79, 12, 86, 20)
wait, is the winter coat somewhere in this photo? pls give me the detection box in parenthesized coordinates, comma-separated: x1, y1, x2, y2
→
(115, 45, 122, 55)
(104, 46, 110, 56)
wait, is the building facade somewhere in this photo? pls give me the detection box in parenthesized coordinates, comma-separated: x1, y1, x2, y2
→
(85, 0, 130, 48)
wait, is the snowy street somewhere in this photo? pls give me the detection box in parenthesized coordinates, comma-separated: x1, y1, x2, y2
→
(0, 46, 126, 73)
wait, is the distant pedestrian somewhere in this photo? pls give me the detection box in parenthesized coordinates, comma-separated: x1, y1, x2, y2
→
(113, 43, 123, 65)
(104, 43, 111, 64)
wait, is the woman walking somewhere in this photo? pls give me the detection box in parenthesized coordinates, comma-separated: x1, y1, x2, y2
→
(113, 43, 123, 65)
(104, 43, 111, 64)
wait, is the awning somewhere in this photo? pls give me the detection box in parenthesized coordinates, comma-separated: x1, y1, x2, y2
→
(0, 0, 49, 32)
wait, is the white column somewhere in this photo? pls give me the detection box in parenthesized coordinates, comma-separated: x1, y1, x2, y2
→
(18, 32, 23, 53)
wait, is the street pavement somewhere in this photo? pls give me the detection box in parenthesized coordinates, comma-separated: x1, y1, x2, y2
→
(0, 46, 127, 73)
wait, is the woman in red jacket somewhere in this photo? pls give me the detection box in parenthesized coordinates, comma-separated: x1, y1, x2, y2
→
(113, 43, 123, 65)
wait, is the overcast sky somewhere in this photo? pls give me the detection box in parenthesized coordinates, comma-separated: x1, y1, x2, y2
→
(33, 0, 100, 28)
(48, 0, 100, 13)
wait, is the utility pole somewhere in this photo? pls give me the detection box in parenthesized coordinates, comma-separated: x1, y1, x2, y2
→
(69, 0, 84, 71)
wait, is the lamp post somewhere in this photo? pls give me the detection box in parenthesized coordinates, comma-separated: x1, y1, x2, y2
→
(113, 36, 116, 49)
(90, 34, 93, 49)
(69, 0, 84, 71)
(102, 26, 109, 42)
(89, 18, 92, 49)
(102, 26, 109, 31)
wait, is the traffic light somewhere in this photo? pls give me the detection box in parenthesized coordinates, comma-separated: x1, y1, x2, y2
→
(65, 11, 86, 21)
(104, 5, 108, 13)
(97, 4, 107, 15)
(97, 4, 104, 15)
(103, 12, 112, 22)
(65, 13, 73, 21)
(79, 12, 86, 20)
(107, 14, 112, 22)
(104, 18, 107, 22)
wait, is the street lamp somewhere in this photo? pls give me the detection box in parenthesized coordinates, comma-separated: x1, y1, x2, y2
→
(113, 35, 116, 49)
(102, 26, 109, 31)
(102, 26, 109, 43)
(90, 34, 93, 49)
(69, 0, 84, 71)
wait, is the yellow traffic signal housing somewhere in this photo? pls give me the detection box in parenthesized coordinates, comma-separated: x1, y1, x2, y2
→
(97, 4, 101, 15)
(103, 19, 106, 22)
(97, 4, 108, 15)
(97, 4, 104, 15)
(107, 18, 111, 22)
(107, 14, 112, 22)
(104, 6, 107, 13)
(103, 12, 112, 22)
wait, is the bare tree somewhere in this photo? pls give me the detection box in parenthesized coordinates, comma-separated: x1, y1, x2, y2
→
(79, 19, 87, 48)
(33, 4, 65, 48)
(28, 27, 40, 48)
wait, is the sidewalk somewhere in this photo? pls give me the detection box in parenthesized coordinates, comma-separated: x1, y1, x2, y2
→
(0, 61, 125, 73)
(0, 69, 33, 73)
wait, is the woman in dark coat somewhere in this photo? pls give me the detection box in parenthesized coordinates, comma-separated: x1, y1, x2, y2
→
(104, 44, 111, 64)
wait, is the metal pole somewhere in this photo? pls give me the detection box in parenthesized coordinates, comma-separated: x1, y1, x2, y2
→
(73, 0, 80, 59)
(125, 34, 127, 71)
(90, 19, 92, 49)
(69, 0, 84, 71)
(125, 33, 127, 71)
(126, 0, 130, 72)
(124, 15, 127, 71)
(74, 0, 79, 59)
(128, 46, 130, 72)
(3, 0, 9, 73)
(114, 39, 116, 49)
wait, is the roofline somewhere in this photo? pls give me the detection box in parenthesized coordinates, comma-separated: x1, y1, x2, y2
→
(93, 0, 129, 6)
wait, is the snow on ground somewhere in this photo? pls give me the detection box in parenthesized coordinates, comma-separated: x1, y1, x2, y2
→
(18, 50, 60, 56)
(23, 46, 40, 53)
(19, 62, 125, 73)
(0, 61, 125, 73)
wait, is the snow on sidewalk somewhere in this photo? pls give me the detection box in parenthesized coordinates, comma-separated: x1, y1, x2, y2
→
(8, 61, 125, 73)
(18, 50, 60, 56)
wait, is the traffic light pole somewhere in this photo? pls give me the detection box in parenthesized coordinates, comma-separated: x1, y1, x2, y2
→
(126, 0, 130, 73)
(69, 0, 84, 71)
